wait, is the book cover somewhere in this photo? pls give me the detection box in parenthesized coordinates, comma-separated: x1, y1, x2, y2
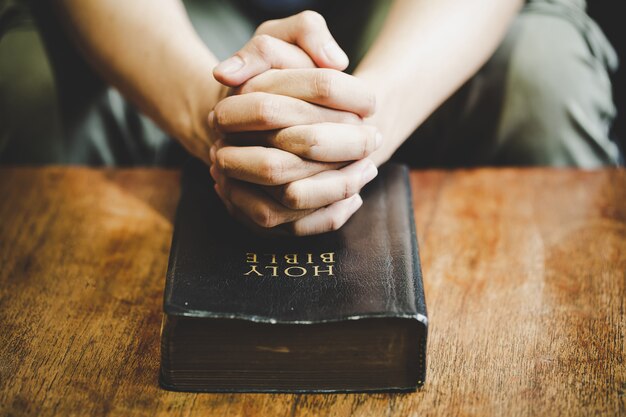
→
(159, 160, 428, 393)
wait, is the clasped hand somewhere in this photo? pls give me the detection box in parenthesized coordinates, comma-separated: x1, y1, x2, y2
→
(209, 11, 380, 235)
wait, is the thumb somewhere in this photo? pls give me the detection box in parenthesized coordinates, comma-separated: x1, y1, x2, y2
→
(256, 10, 349, 70)
(213, 35, 315, 87)
(214, 10, 348, 87)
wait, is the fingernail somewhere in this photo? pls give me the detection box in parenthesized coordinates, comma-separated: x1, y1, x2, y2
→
(208, 111, 216, 129)
(215, 55, 244, 74)
(210, 146, 216, 164)
(323, 41, 349, 67)
(375, 132, 383, 149)
(361, 160, 378, 184)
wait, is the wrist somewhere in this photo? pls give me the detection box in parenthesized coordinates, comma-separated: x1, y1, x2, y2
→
(174, 50, 224, 143)
(354, 70, 405, 167)
(177, 73, 228, 165)
(150, 51, 226, 165)
(181, 74, 226, 148)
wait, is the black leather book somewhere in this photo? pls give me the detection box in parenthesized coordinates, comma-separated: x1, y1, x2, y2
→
(159, 160, 428, 393)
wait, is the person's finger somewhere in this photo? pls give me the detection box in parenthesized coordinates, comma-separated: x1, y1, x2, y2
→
(209, 92, 362, 133)
(214, 170, 363, 236)
(213, 35, 316, 87)
(214, 182, 288, 236)
(211, 165, 314, 228)
(288, 193, 363, 236)
(256, 11, 349, 70)
(212, 143, 344, 185)
(264, 158, 377, 210)
(226, 123, 381, 162)
(238, 69, 376, 117)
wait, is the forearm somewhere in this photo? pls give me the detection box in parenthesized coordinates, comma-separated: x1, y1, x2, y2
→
(354, 0, 523, 165)
(55, 0, 222, 151)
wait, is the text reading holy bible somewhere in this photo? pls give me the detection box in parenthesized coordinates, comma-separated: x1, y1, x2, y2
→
(243, 252, 336, 278)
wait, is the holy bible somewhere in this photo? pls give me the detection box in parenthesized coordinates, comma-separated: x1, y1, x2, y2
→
(159, 161, 428, 393)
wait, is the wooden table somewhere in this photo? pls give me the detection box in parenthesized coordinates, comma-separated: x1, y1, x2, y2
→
(0, 167, 624, 417)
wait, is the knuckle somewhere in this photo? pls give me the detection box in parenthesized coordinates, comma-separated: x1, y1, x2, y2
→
(212, 102, 227, 129)
(240, 70, 277, 94)
(327, 212, 344, 232)
(269, 131, 286, 150)
(251, 34, 274, 59)
(253, 205, 278, 228)
(281, 183, 305, 209)
(360, 141, 369, 159)
(298, 10, 326, 30)
(362, 127, 378, 157)
(341, 177, 357, 200)
(255, 20, 273, 35)
(301, 127, 322, 158)
(238, 81, 253, 94)
(215, 149, 228, 172)
(313, 70, 334, 100)
(255, 95, 280, 125)
(259, 157, 284, 184)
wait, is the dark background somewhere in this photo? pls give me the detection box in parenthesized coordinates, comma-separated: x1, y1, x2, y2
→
(0, 2, 624, 162)
(588, 3, 625, 153)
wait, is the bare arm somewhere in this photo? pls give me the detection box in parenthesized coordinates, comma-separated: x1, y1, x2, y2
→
(354, 0, 524, 165)
(54, 2, 353, 166)
(55, 0, 222, 162)
(56, 3, 374, 235)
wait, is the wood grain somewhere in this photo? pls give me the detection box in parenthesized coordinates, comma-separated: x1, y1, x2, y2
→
(0, 167, 624, 417)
